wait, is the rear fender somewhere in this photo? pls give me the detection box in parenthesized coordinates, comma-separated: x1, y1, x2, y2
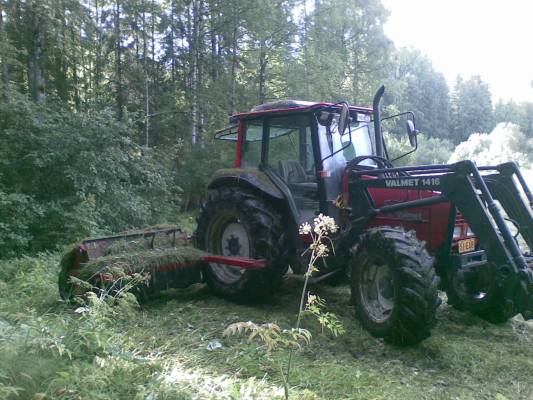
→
(207, 167, 301, 253)
(208, 168, 284, 199)
(207, 167, 300, 224)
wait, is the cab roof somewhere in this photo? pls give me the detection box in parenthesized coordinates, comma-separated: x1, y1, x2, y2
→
(232, 100, 373, 121)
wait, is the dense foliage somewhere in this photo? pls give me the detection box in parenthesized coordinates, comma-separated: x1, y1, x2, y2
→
(0, 0, 532, 257)
(0, 94, 182, 256)
(449, 123, 533, 178)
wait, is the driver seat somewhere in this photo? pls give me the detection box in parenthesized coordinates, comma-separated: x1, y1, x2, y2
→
(278, 160, 317, 195)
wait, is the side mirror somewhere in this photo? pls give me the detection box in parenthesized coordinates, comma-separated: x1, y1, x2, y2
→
(406, 120, 418, 147)
(338, 103, 350, 135)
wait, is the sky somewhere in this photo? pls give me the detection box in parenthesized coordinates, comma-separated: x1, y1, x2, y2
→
(382, 0, 533, 103)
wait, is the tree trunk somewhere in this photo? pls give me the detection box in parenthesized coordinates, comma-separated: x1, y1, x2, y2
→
(142, 0, 150, 147)
(151, 0, 155, 62)
(258, 40, 267, 104)
(209, 4, 217, 80)
(230, 17, 238, 114)
(71, 28, 80, 110)
(57, 6, 69, 102)
(27, 2, 45, 102)
(352, 40, 359, 104)
(170, 0, 176, 82)
(190, 0, 203, 146)
(93, 0, 102, 102)
(302, 0, 309, 99)
(114, 0, 123, 121)
(0, 0, 10, 100)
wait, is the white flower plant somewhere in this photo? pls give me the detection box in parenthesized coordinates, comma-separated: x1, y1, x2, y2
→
(224, 214, 345, 399)
(296, 214, 344, 336)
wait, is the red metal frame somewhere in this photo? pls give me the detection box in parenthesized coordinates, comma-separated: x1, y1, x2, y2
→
(354, 174, 472, 252)
(96, 256, 266, 283)
(202, 255, 266, 269)
(232, 102, 373, 170)
(230, 101, 465, 253)
(235, 120, 244, 167)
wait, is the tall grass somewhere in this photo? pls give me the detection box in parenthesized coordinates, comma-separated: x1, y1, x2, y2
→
(1, 250, 533, 399)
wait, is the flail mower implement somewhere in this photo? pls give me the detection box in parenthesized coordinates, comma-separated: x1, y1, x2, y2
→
(58, 227, 266, 300)
(59, 86, 533, 345)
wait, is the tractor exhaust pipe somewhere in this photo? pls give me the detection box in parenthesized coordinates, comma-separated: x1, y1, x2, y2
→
(373, 85, 385, 158)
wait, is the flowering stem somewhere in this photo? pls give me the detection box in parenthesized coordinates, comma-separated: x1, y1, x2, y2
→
(282, 215, 338, 399)
(279, 361, 289, 400)
(284, 245, 317, 399)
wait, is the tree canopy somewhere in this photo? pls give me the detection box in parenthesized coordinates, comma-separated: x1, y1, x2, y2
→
(0, 0, 529, 256)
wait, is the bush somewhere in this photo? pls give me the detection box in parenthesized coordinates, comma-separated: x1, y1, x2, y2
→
(0, 253, 156, 399)
(174, 143, 232, 210)
(449, 123, 533, 168)
(0, 191, 43, 258)
(385, 132, 453, 166)
(0, 95, 181, 256)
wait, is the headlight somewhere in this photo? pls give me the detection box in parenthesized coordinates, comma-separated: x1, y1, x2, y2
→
(453, 226, 462, 239)
(466, 226, 474, 236)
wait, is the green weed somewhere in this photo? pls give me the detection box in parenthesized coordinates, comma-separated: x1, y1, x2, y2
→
(0, 252, 533, 399)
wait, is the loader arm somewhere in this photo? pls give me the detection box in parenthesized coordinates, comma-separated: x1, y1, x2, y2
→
(349, 160, 533, 320)
(481, 162, 533, 252)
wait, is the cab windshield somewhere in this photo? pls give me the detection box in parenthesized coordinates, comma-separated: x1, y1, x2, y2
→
(314, 112, 375, 207)
(318, 114, 376, 168)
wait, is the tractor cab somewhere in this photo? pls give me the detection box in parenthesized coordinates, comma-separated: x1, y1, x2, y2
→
(216, 100, 382, 225)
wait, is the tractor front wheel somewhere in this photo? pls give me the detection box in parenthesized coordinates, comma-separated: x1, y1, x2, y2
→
(442, 262, 514, 323)
(350, 227, 439, 345)
(196, 187, 287, 302)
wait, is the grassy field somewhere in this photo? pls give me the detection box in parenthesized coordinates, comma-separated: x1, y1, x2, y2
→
(1, 253, 533, 399)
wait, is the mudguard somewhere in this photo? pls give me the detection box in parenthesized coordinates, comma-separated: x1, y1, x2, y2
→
(207, 168, 285, 200)
(207, 167, 301, 249)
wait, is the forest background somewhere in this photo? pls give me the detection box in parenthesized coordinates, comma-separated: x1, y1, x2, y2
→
(2, 2, 533, 398)
(1, 0, 532, 258)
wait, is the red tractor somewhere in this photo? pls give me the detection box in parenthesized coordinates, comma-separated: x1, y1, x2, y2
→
(59, 86, 533, 345)
(196, 86, 533, 344)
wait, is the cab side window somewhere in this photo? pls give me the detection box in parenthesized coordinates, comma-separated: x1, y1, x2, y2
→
(241, 119, 263, 167)
(267, 115, 315, 184)
(267, 115, 318, 224)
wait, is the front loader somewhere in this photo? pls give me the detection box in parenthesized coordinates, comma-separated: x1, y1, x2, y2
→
(59, 86, 533, 345)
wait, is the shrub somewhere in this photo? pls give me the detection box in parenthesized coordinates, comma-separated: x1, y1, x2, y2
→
(0, 95, 181, 256)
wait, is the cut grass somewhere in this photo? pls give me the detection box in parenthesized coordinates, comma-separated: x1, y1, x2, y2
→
(59, 226, 203, 297)
(129, 280, 533, 399)
(1, 254, 533, 399)
(78, 246, 206, 281)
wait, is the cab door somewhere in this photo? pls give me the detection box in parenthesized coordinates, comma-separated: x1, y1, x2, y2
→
(264, 115, 320, 225)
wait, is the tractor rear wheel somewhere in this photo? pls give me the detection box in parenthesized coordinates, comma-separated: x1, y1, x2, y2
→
(350, 227, 439, 345)
(196, 187, 287, 302)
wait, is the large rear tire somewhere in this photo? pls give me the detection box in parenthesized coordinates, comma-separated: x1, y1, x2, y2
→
(196, 187, 287, 302)
(350, 227, 439, 345)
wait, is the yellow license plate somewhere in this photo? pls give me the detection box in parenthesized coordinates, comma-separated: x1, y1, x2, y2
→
(458, 238, 476, 254)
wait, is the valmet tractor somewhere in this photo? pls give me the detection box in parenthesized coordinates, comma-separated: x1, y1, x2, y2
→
(60, 86, 533, 345)
(195, 85, 533, 344)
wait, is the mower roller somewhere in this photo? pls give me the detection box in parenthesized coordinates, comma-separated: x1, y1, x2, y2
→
(59, 86, 533, 345)
(58, 226, 266, 300)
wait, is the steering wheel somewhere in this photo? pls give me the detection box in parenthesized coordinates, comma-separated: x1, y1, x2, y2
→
(348, 155, 394, 169)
